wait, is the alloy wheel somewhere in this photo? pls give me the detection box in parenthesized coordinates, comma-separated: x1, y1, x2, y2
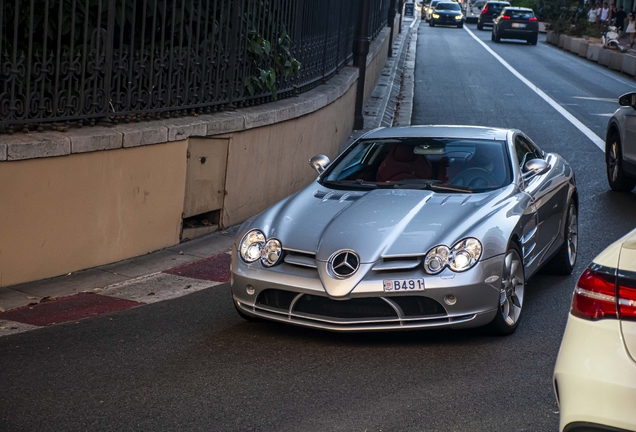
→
(499, 249, 524, 326)
(566, 204, 578, 267)
(608, 141, 619, 182)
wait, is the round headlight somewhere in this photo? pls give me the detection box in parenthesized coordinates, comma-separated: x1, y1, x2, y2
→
(424, 245, 450, 274)
(239, 229, 266, 263)
(449, 238, 482, 272)
(455, 14, 462, 19)
(261, 238, 283, 267)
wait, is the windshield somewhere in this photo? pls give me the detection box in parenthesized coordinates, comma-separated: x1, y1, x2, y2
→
(504, 9, 535, 19)
(321, 138, 512, 193)
(436, 3, 461, 10)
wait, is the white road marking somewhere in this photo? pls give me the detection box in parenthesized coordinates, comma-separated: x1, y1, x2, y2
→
(573, 96, 617, 103)
(464, 27, 606, 152)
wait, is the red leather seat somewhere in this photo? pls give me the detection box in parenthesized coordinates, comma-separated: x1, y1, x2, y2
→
(376, 144, 433, 182)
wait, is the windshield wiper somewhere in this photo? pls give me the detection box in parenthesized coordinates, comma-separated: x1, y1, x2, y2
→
(392, 181, 472, 193)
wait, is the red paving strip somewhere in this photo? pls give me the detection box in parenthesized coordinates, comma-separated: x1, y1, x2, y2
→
(0, 293, 144, 326)
(163, 253, 231, 282)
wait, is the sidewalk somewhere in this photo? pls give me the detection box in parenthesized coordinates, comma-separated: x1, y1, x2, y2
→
(0, 14, 419, 338)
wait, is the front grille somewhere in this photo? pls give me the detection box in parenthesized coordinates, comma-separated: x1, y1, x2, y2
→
(294, 295, 396, 319)
(256, 289, 298, 311)
(391, 296, 446, 317)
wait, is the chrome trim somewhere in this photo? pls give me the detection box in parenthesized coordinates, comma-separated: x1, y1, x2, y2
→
(284, 255, 318, 268)
(328, 249, 360, 279)
(372, 260, 422, 271)
(283, 247, 316, 255)
(521, 226, 538, 244)
(381, 297, 406, 320)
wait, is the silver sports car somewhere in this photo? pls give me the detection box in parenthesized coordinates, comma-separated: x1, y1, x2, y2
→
(231, 126, 578, 335)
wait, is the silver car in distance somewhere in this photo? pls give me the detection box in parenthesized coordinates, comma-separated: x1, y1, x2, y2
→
(231, 126, 578, 335)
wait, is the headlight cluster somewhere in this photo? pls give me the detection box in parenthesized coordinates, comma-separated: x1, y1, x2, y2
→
(423, 238, 482, 274)
(432, 13, 440, 18)
(238, 229, 283, 267)
(454, 14, 463, 20)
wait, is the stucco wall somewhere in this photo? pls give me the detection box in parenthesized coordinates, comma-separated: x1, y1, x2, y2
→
(222, 82, 357, 226)
(0, 142, 188, 287)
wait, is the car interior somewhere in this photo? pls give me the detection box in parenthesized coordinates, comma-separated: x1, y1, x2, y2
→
(323, 138, 512, 190)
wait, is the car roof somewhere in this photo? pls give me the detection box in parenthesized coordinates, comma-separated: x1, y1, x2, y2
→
(486, 1, 511, 4)
(503, 7, 533, 10)
(362, 125, 511, 141)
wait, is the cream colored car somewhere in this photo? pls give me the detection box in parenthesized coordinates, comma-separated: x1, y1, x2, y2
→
(553, 227, 636, 432)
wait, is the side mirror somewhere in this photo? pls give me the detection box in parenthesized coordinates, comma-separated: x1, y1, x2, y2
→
(618, 92, 636, 109)
(309, 154, 330, 174)
(524, 159, 550, 176)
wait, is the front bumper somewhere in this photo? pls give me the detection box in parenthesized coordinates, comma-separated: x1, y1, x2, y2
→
(553, 315, 636, 431)
(431, 15, 463, 25)
(231, 248, 503, 332)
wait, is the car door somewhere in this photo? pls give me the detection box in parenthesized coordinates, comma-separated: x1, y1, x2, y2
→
(621, 109, 636, 172)
(515, 134, 568, 270)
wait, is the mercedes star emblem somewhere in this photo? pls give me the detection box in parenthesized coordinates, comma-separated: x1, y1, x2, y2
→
(329, 250, 360, 278)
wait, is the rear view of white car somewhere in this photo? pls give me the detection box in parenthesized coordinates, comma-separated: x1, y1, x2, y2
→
(553, 228, 636, 432)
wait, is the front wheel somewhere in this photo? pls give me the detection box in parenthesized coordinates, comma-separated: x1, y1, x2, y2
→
(542, 201, 578, 275)
(477, 22, 483, 30)
(430, 21, 435, 26)
(607, 134, 636, 192)
(457, 23, 463, 28)
(486, 245, 525, 336)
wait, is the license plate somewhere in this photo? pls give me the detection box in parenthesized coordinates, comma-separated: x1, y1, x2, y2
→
(383, 279, 425, 292)
(512, 23, 526, 28)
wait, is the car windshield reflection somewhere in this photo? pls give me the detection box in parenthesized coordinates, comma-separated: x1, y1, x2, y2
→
(436, 2, 461, 10)
(321, 138, 512, 192)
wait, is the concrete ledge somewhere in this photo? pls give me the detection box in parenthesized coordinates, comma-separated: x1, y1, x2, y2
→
(0, 142, 6, 161)
(5, 133, 71, 161)
(558, 34, 566, 48)
(598, 48, 611, 66)
(70, 128, 123, 154)
(622, 54, 636, 76)
(570, 38, 584, 54)
(563, 35, 572, 51)
(587, 43, 603, 61)
(609, 50, 624, 71)
(578, 41, 589, 57)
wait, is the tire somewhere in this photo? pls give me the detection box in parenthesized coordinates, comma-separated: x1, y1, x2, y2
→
(529, 36, 538, 45)
(234, 302, 261, 322)
(606, 133, 636, 192)
(430, 21, 435, 27)
(486, 244, 525, 336)
(494, 32, 500, 43)
(477, 22, 483, 30)
(491, 32, 495, 41)
(541, 201, 578, 275)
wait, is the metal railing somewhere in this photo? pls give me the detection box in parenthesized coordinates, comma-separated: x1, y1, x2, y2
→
(0, 0, 391, 134)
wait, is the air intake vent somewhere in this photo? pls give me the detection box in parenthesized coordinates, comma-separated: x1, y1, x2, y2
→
(313, 190, 364, 202)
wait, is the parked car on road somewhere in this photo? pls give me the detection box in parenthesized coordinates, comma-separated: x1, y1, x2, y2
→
(477, 1, 510, 29)
(553, 226, 636, 432)
(606, 92, 636, 192)
(231, 125, 578, 335)
(491, 7, 539, 45)
(429, 1, 465, 28)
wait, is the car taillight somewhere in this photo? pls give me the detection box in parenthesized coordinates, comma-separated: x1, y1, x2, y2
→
(618, 274, 636, 321)
(529, 17, 537, 21)
(571, 268, 618, 320)
(481, 5, 488, 14)
(501, 15, 510, 19)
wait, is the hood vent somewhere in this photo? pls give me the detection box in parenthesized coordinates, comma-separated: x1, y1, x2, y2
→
(313, 190, 365, 202)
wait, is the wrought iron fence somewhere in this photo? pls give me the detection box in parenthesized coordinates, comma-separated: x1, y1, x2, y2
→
(0, 0, 391, 134)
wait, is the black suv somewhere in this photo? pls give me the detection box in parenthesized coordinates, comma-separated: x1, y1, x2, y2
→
(477, 1, 510, 30)
(492, 7, 539, 45)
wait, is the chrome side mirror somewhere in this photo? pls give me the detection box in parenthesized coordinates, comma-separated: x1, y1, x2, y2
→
(523, 159, 550, 177)
(618, 92, 636, 109)
(309, 154, 330, 174)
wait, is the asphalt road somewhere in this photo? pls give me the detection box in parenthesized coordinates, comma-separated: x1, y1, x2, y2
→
(2, 23, 636, 432)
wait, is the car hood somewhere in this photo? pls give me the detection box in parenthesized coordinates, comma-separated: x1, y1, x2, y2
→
(435, 10, 462, 14)
(252, 183, 518, 264)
